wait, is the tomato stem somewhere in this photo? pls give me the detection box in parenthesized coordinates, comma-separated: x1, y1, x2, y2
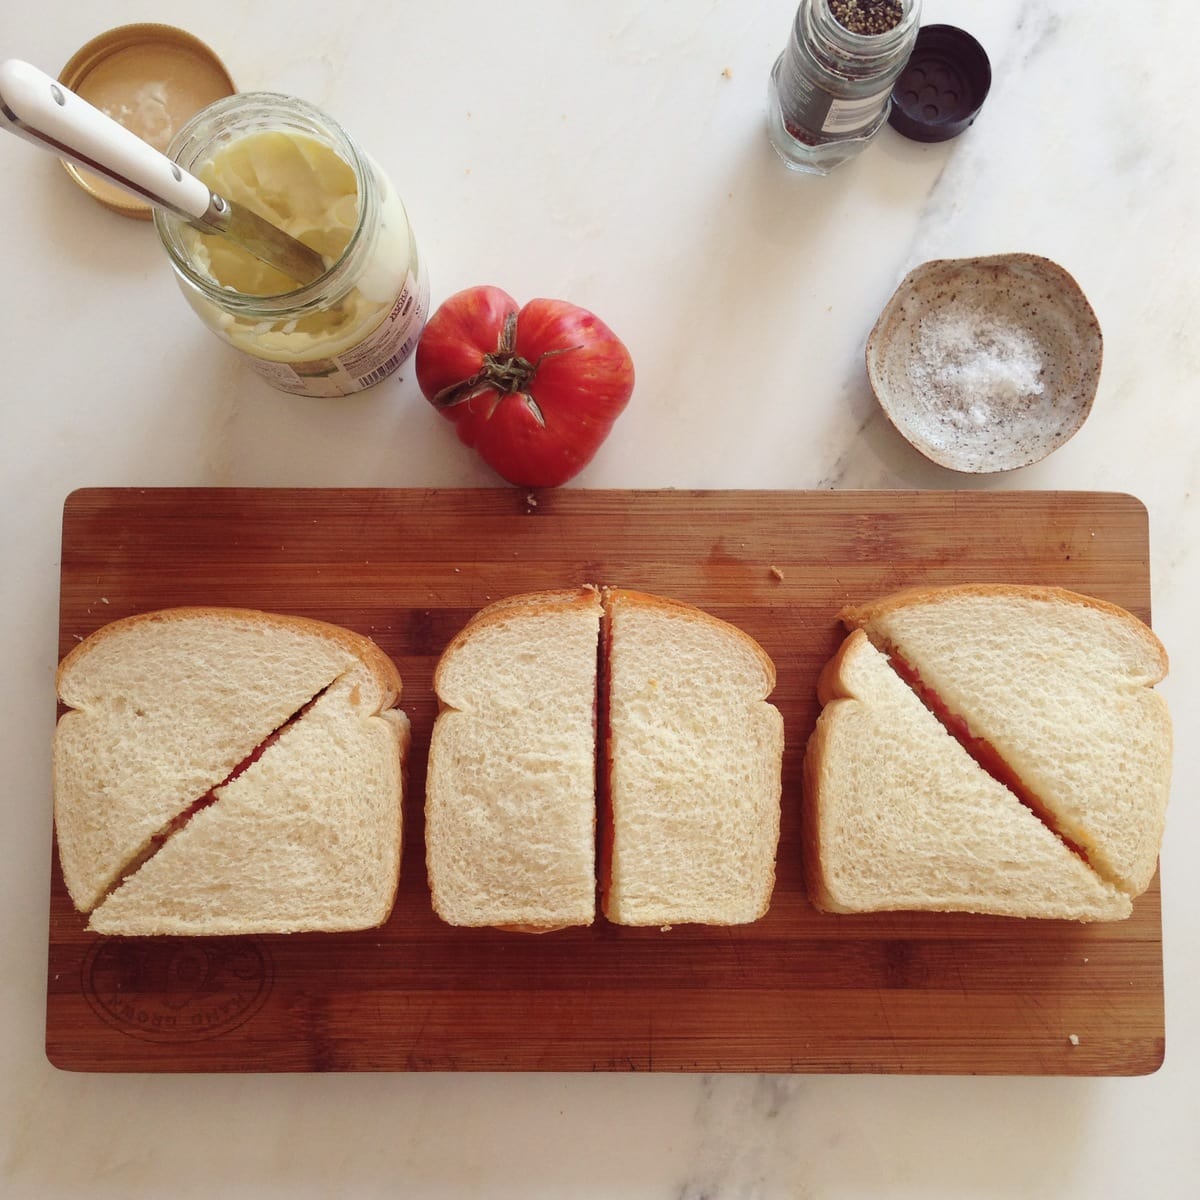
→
(431, 310, 584, 411)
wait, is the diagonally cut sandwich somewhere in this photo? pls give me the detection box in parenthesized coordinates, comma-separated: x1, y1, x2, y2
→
(54, 607, 409, 934)
(601, 589, 784, 927)
(425, 587, 602, 930)
(803, 630, 1132, 920)
(840, 585, 1172, 899)
(87, 661, 408, 935)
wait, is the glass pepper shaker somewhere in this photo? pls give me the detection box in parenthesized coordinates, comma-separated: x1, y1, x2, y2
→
(767, 0, 922, 175)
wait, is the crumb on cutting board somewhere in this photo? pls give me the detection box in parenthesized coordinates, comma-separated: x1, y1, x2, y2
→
(769, 565, 784, 581)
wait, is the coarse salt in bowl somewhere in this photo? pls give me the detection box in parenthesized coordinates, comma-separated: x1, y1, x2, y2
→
(865, 254, 1102, 473)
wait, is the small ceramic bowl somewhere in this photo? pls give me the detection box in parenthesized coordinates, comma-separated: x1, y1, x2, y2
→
(865, 254, 1102, 473)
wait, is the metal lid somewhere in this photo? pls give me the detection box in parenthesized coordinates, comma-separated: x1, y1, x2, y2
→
(58, 24, 235, 219)
(888, 24, 991, 144)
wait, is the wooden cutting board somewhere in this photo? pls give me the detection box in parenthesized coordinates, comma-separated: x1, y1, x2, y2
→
(47, 488, 1165, 1075)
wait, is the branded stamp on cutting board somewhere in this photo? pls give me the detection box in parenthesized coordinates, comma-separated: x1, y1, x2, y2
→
(83, 937, 274, 1043)
(47, 488, 1165, 1075)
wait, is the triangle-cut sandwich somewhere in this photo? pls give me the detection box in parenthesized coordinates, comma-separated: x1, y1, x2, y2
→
(803, 630, 1131, 920)
(804, 584, 1171, 920)
(602, 589, 784, 927)
(54, 608, 409, 935)
(842, 584, 1172, 899)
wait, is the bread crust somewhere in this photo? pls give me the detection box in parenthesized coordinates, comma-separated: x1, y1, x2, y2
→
(841, 584, 1168, 681)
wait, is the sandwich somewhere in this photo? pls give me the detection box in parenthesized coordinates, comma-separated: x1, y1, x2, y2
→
(804, 584, 1172, 919)
(425, 587, 602, 930)
(425, 587, 784, 930)
(54, 607, 409, 935)
(601, 589, 784, 927)
(804, 630, 1131, 919)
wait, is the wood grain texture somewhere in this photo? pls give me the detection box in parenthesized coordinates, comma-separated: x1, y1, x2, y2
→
(46, 488, 1165, 1075)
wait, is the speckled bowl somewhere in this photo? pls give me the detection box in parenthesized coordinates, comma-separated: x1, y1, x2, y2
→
(865, 254, 1102, 473)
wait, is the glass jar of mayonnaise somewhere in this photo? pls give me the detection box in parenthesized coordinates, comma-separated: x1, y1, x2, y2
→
(154, 93, 428, 397)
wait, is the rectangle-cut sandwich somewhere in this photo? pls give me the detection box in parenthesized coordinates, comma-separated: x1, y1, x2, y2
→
(425, 587, 602, 930)
(601, 589, 784, 927)
(424, 586, 784, 930)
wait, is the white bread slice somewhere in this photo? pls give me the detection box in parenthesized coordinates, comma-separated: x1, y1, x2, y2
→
(87, 663, 409, 935)
(841, 585, 1171, 897)
(803, 630, 1131, 920)
(54, 607, 401, 912)
(425, 587, 601, 930)
(602, 589, 783, 927)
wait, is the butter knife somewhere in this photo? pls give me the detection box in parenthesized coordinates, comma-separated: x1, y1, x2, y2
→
(0, 58, 327, 288)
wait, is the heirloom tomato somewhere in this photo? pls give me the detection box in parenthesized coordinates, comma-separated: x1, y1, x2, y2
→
(415, 286, 634, 487)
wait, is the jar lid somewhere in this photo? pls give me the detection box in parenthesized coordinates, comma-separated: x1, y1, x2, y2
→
(58, 24, 236, 219)
(887, 24, 991, 143)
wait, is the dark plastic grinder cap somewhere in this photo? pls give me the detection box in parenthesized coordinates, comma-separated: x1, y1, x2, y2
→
(888, 24, 992, 143)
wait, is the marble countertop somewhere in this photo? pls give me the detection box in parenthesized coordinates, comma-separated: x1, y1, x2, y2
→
(2, 1, 1197, 1195)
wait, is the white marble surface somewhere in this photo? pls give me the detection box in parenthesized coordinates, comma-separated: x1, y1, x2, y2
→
(2, 0, 1197, 1195)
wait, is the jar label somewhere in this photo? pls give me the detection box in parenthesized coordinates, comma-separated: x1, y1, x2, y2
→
(247, 266, 430, 398)
(821, 86, 894, 135)
(780, 69, 893, 139)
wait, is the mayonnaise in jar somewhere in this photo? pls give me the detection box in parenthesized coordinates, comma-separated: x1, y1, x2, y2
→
(154, 93, 428, 397)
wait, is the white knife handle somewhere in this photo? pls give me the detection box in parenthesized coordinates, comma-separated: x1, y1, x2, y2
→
(0, 58, 211, 219)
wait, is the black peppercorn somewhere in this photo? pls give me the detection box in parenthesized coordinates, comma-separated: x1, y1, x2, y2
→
(828, 0, 903, 36)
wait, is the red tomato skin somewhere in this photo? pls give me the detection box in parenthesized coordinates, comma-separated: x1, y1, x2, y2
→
(415, 287, 634, 488)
